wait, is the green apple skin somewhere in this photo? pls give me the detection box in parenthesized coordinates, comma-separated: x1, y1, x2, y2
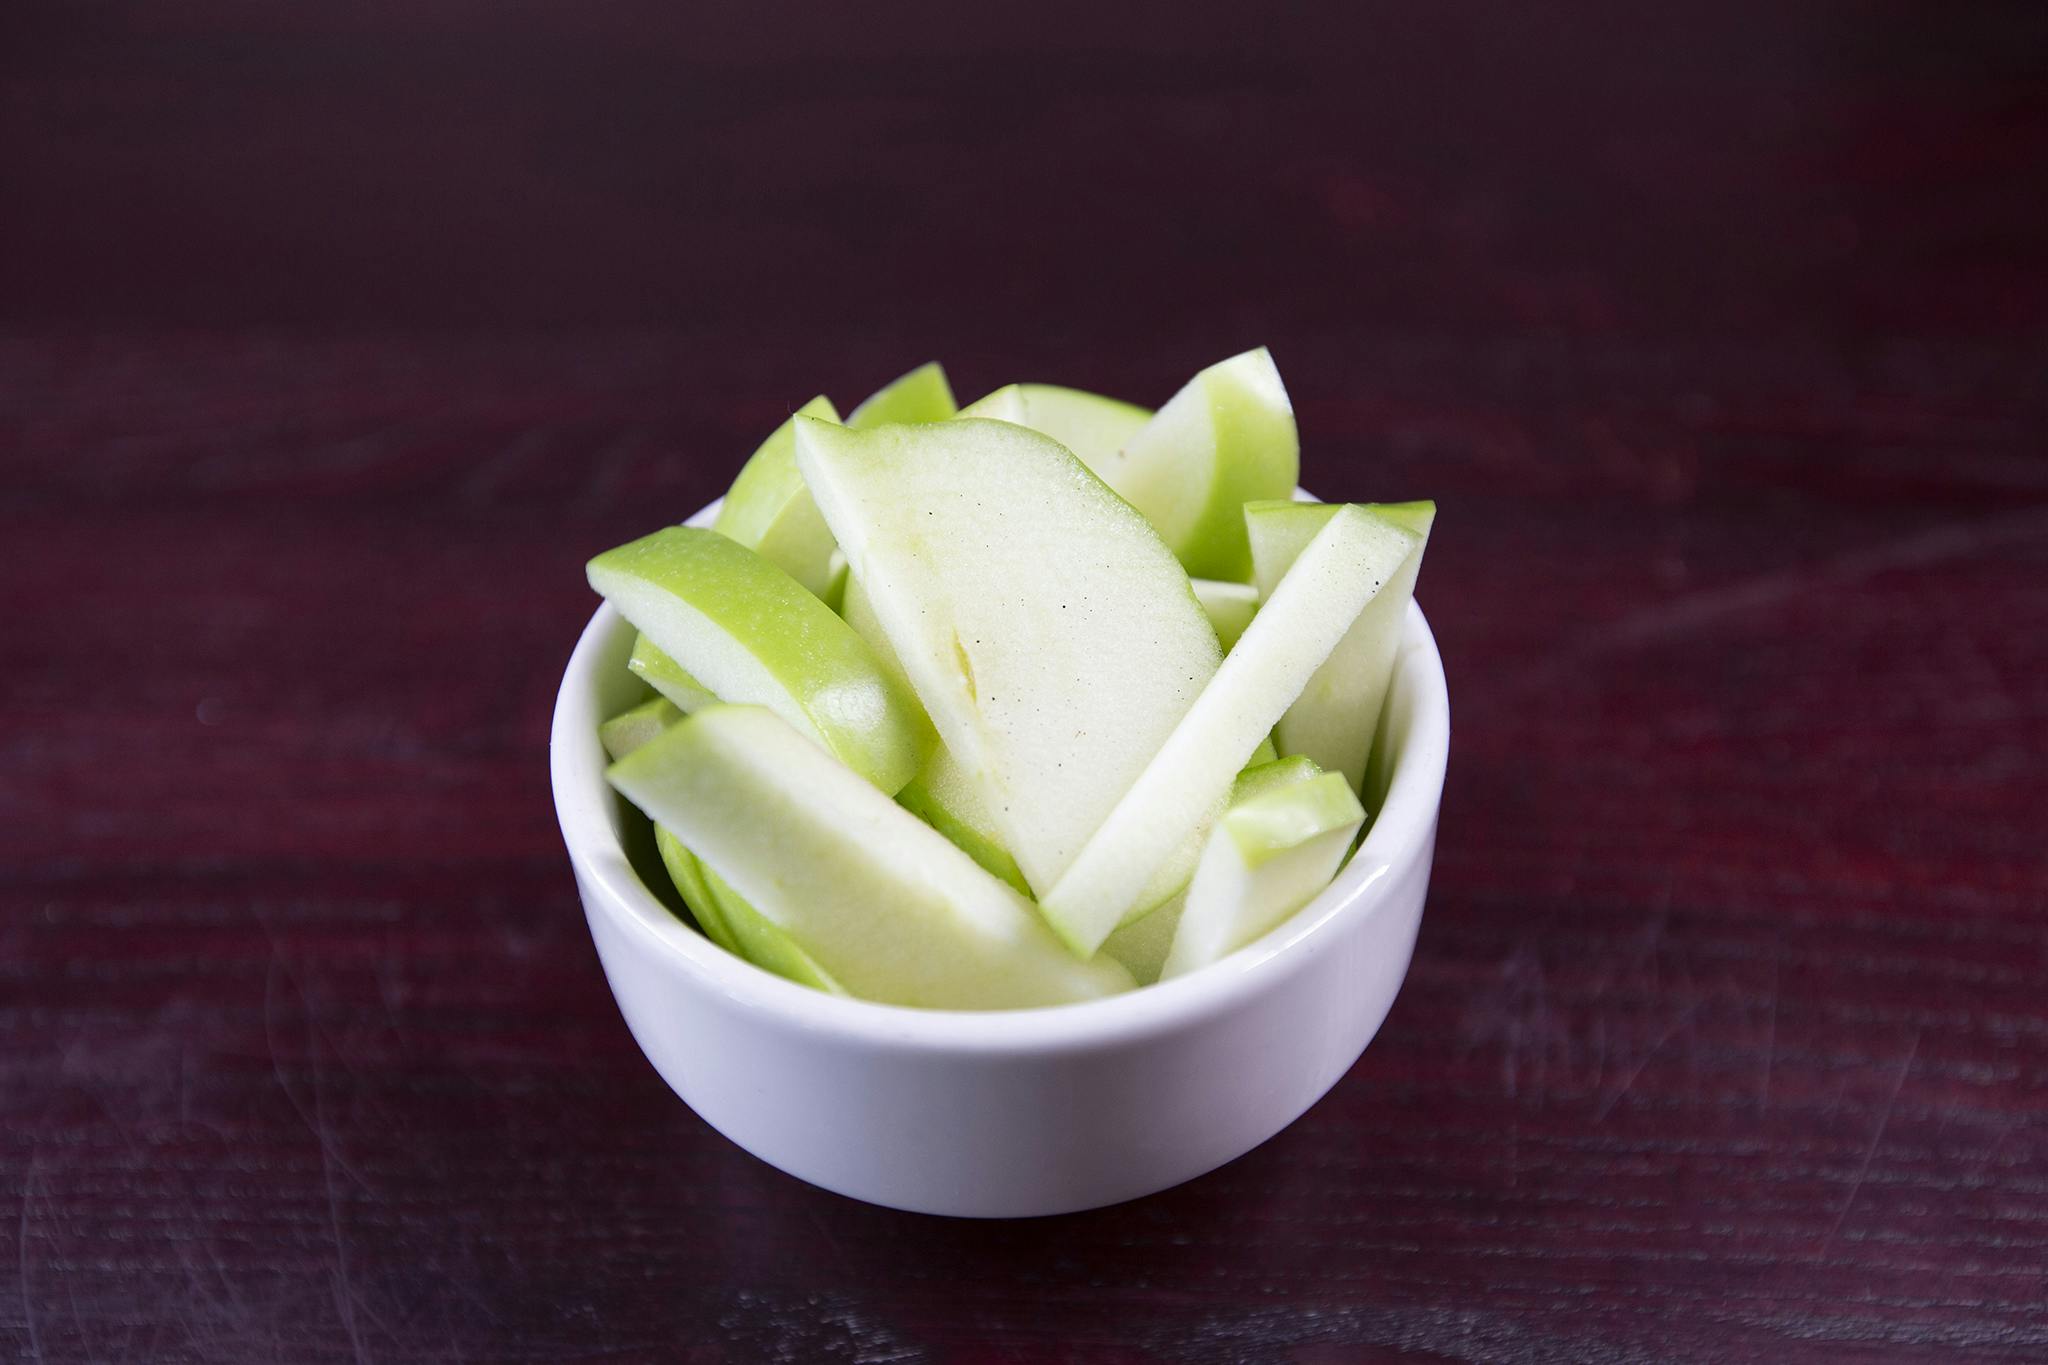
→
(655, 825, 740, 956)
(609, 706, 1133, 1009)
(1160, 761, 1364, 980)
(712, 395, 842, 597)
(1089, 348, 1298, 582)
(697, 860, 846, 993)
(1246, 500, 1435, 794)
(795, 416, 1222, 899)
(1193, 578, 1260, 651)
(957, 383, 1152, 473)
(588, 527, 934, 794)
(847, 361, 957, 428)
(895, 749, 1031, 893)
(627, 634, 718, 713)
(1039, 505, 1418, 955)
(599, 696, 683, 760)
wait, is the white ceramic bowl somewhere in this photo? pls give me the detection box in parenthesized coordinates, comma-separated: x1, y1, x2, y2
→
(551, 501, 1449, 1218)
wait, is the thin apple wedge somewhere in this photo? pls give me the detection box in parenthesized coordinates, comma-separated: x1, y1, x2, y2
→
(627, 634, 718, 714)
(1090, 348, 1298, 582)
(847, 361, 956, 428)
(712, 395, 843, 597)
(599, 696, 682, 760)
(697, 859, 847, 994)
(654, 825, 740, 956)
(1037, 504, 1418, 955)
(1160, 757, 1364, 979)
(956, 383, 1152, 472)
(795, 416, 1222, 896)
(610, 706, 1134, 1009)
(588, 527, 933, 793)
(1246, 500, 1435, 793)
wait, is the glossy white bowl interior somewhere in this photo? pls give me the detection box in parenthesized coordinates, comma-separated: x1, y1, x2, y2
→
(551, 500, 1449, 1217)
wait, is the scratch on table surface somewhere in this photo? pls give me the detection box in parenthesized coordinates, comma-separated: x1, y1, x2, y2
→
(262, 943, 373, 1364)
(17, 1130, 43, 1364)
(1816, 1030, 1921, 1262)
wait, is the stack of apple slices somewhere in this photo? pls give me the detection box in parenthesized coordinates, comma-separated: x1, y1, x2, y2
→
(590, 352, 1433, 1010)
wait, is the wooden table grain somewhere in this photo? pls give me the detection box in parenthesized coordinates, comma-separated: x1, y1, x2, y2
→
(4, 2, 2045, 1360)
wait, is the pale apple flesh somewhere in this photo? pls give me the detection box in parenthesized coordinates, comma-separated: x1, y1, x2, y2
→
(1246, 500, 1435, 794)
(609, 706, 1133, 1009)
(599, 696, 682, 760)
(796, 416, 1222, 898)
(1193, 578, 1260, 651)
(588, 527, 934, 794)
(1038, 505, 1419, 955)
(956, 382, 1151, 473)
(711, 395, 843, 597)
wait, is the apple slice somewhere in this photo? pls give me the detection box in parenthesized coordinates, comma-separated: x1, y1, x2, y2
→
(1246, 500, 1435, 793)
(1160, 757, 1364, 979)
(1088, 348, 1298, 582)
(697, 859, 846, 994)
(795, 416, 1222, 896)
(895, 748, 1030, 893)
(658, 799, 842, 990)
(1037, 504, 1419, 954)
(712, 395, 843, 597)
(1098, 886, 1188, 986)
(654, 825, 740, 956)
(847, 361, 956, 428)
(956, 383, 1151, 471)
(1193, 578, 1259, 651)
(609, 706, 1134, 1008)
(627, 634, 718, 714)
(599, 696, 682, 760)
(588, 527, 933, 794)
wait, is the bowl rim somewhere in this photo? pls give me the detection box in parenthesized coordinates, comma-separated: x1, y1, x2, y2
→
(551, 497, 1450, 1054)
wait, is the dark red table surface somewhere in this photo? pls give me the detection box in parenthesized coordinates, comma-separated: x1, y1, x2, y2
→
(4, 2, 2046, 1361)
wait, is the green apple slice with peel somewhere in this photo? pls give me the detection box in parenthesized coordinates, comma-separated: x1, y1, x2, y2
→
(1087, 348, 1298, 582)
(659, 800, 842, 991)
(712, 395, 843, 597)
(1037, 504, 1419, 954)
(795, 416, 1222, 897)
(609, 706, 1133, 1008)
(588, 527, 933, 794)
(956, 383, 1151, 471)
(655, 825, 740, 956)
(1159, 756, 1364, 979)
(697, 859, 846, 994)
(627, 634, 718, 714)
(599, 696, 682, 760)
(1193, 578, 1259, 651)
(1246, 500, 1435, 793)
(847, 361, 956, 428)
(894, 748, 1030, 893)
